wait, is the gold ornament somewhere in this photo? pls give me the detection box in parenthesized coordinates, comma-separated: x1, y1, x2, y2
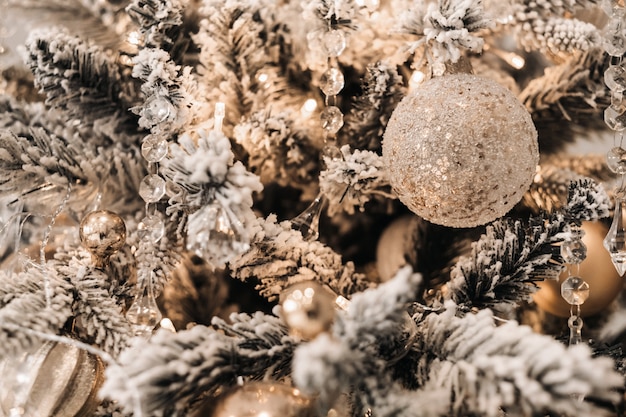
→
(376, 215, 413, 282)
(533, 221, 624, 317)
(382, 73, 538, 228)
(280, 281, 336, 340)
(79, 210, 126, 267)
(0, 342, 104, 417)
(207, 382, 315, 417)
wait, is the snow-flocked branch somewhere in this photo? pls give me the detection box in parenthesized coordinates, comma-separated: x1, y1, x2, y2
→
(413, 301, 622, 416)
(319, 145, 394, 216)
(101, 310, 296, 416)
(126, 0, 184, 50)
(447, 179, 610, 311)
(230, 215, 371, 301)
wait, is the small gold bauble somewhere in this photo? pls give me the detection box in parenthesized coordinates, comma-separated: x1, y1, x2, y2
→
(202, 382, 315, 417)
(79, 210, 126, 266)
(0, 341, 104, 417)
(376, 215, 414, 282)
(280, 281, 336, 340)
(382, 73, 538, 228)
(533, 221, 624, 317)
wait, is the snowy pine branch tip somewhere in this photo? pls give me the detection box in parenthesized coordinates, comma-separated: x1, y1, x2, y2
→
(447, 178, 609, 311)
(414, 302, 622, 416)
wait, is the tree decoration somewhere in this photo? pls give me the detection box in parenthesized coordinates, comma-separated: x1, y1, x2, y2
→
(79, 210, 127, 268)
(280, 281, 337, 340)
(0, 341, 104, 417)
(534, 221, 623, 317)
(383, 72, 539, 227)
(209, 382, 315, 417)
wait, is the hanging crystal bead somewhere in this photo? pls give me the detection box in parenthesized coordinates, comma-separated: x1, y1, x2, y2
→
(561, 276, 590, 305)
(604, 102, 626, 131)
(560, 238, 587, 264)
(141, 134, 169, 162)
(320, 106, 344, 134)
(605, 64, 626, 93)
(603, 15, 626, 57)
(143, 96, 176, 126)
(186, 202, 250, 268)
(607, 146, 626, 174)
(291, 195, 326, 241)
(320, 68, 345, 96)
(604, 197, 626, 275)
(125, 270, 162, 337)
(139, 174, 166, 203)
(321, 30, 346, 57)
(137, 214, 165, 243)
(601, 0, 626, 18)
(568, 314, 584, 346)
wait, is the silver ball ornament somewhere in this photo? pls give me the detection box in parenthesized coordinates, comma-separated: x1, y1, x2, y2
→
(280, 281, 336, 340)
(79, 210, 126, 267)
(382, 73, 539, 228)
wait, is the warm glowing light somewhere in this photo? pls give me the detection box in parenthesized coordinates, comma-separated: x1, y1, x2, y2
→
(257, 73, 268, 83)
(159, 318, 176, 332)
(300, 98, 318, 117)
(214, 102, 225, 132)
(509, 54, 526, 70)
(127, 31, 142, 46)
(409, 70, 426, 91)
(258, 412, 271, 417)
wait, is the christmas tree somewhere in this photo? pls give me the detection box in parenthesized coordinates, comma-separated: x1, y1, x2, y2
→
(1, 0, 626, 415)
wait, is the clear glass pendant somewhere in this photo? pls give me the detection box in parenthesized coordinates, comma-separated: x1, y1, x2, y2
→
(126, 270, 162, 337)
(291, 195, 326, 241)
(186, 202, 250, 268)
(603, 197, 626, 276)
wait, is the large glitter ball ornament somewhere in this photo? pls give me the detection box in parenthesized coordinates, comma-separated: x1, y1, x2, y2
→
(382, 73, 539, 228)
(79, 210, 126, 266)
(280, 281, 336, 340)
(203, 382, 315, 417)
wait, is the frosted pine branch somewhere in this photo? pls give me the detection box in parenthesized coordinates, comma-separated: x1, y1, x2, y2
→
(0, 266, 74, 359)
(293, 267, 432, 414)
(131, 48, 193, 133)
(24, 29, 137, 143)
(233, 111, 320, 190)
(126, 0, 184, 49)
(517, 16, 599, 55)
(340, 62, 405, 152)
(423, 0, 492, 63)
(230, 215, 370, 301)
(414, 302, 622, 416)
(320, 145, 394, 216)
(161, 129, 262, 233)
(447, 178, 609, 311)
(522, 165, 587, 214)
(102, 310, 296, 416)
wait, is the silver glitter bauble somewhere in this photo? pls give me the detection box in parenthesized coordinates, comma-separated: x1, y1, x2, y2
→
(382, 73, 538, 228)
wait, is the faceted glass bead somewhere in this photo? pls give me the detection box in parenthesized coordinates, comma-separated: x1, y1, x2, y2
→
(605, 65, 626, 93)
(320, 68, 345, 96)
(560, 276, 590, 305)
(560, 238, 587, 264)
(143, 96, 176, 125)
(604, 198, 626, 276)
(186, 202, 250, 268)
(321, 30, 347, 57)
(139, 174, 166, 203)
(604, 103, 626, 131)
(137, 214, 165, 243)
(602, 16, 626, 56)
(126, 270, 162, 337)
(320, 106, 344, 134)
(141, 135, 169, 162)
(607, 146, 626, 174)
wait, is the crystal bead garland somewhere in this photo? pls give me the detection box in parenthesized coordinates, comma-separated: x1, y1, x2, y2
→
(601, 1, 626, 277)
(559, 224, 589, 346)
(291, 10, 353, 241)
